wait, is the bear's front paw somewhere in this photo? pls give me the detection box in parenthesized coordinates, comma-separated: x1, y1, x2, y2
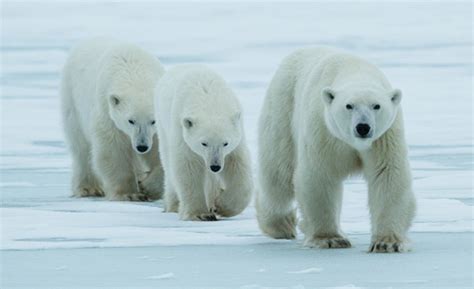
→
(198, 213, 218, 221)
(304, 236, 352, 249)
(164, 202, 179, 213)
(109, 192, 151, 202)
(138, 179, 163, 200)
(73, 186, 104, 198)
(369, 235, 408, 253)
(163, 192, 180, 213)
(127, 192, 151, 202)
(180, 211, 218, 221)
(209, 206, 218, 214)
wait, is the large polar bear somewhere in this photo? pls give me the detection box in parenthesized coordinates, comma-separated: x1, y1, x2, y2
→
(256, 47, 416, 253)
(61, 38, 165, 201)
(156, 64, 253, 221)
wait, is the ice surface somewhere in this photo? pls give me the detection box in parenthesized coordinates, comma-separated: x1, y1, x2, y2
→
(287, 268, 323, 274)
(1, 1, 472, 288)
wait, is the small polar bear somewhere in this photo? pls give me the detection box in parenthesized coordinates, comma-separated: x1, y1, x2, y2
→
(61, 38, 165, 201)
(155, 64, 253, 221)
(256, 47, 416, 253)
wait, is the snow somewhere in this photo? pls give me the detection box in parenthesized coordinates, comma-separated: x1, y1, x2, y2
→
(287, 268, 323, 274)
(1, 1, 473, 288)
(145, 273, 175, 280)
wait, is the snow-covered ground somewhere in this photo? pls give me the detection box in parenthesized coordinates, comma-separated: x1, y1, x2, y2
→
(1, 1, 472, 288)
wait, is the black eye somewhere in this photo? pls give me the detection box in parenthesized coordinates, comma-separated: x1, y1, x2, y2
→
(373, 104, 381, 110)
(151, 120, 156, 125)
(201, 142, 208, 147)
(223, 142, 228, 147)
(128, 120, 135, 125)
(346, 104, 353, 110)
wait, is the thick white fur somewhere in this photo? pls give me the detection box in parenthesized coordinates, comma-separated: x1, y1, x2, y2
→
(256, 47, 416, 253)
(61, 38, 165, 201)
(156, 64, 253, 221)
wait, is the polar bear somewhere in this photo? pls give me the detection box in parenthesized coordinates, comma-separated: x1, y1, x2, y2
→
(256, 47, 416, 253)
(155, 64, 253, 221)
(61, 38, 165, 201)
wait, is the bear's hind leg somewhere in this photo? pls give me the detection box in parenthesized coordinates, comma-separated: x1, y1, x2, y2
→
(256, 59, 299, 239)
(62, 98, 103, 198)
(256, 159, 297, 239)
(157, 135, 179, 211)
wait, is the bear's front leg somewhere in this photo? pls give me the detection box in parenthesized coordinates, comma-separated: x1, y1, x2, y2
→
(294, 162, 351, 249)
(163, 178, 179, 213)
(92, 132, 149, 202)
(365, 162, 416, 253)
(137, 135, 165, 200)
(214, 146, 253, 218)
(362, 132, 416, 253)
(172, 153, 217, 221)
(204, 172, 221, 215)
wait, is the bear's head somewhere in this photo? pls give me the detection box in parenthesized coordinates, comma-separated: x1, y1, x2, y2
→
(322, 85, 402, 151)
(108, 93, 156, 154)
(181, 113, 242, 173)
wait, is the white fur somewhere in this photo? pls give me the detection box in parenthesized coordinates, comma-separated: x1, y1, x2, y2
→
(256, 47, 416, 253)
(156, 64, 253, 221)
(61, 38, 165, 201)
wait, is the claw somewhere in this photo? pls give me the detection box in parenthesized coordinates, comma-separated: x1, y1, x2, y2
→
(369, 243, 375, 252)
(369, 238, 406, 253)
(393, 244, 399, 252)
(305, 236, 351, 249)
(126, 193, 151, 202)
(198, 214, 217, 221)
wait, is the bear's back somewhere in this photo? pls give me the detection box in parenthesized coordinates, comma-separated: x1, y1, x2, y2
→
(162, 65, 239, 120)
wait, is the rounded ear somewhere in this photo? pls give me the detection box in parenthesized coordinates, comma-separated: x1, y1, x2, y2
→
(182, 117, 194, 129)
(322, 87, 335, 105)
(110, 94, 120, 106)
(391, 89, 402, 105)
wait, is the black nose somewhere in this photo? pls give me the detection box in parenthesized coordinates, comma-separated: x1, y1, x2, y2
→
(136, 145, 149, 153)
(356, 123, 371, 137)
(210, 165, 221, 172)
